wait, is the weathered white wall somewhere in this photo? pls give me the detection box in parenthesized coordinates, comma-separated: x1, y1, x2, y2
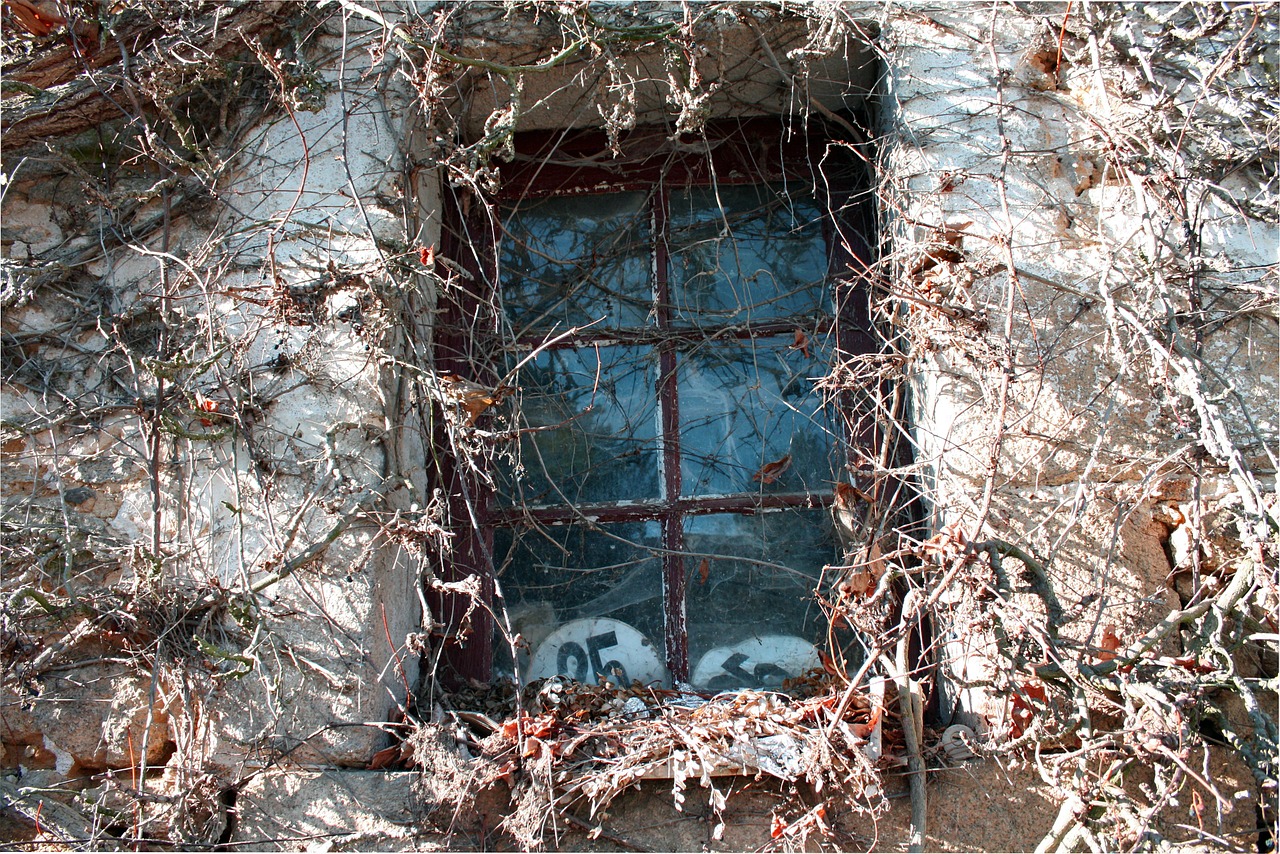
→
(879, 4, 1277, 730)
(1, 13, 432, 784)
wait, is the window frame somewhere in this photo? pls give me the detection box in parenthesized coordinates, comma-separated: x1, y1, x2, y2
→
(434, 116, 878, 686)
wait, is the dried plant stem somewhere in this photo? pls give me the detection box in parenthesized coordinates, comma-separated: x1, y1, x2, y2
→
(1034, 548, 1258, 681)
(882, 588, 926, 853)
(0, 778, 99, 846)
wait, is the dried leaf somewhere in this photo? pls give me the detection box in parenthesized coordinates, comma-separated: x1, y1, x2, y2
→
(850, 705, 882, 740)
(835, 481, 876, 507)
(787, 329, 810, 358)
(441, 373, 512, 426)
(1163, 655, 1215, 674)
(1009, 681, 1048, 739)
(697, 558, 710, 585)
(919, 520, 968, 558)
(1098, 624, 1122, 661)
(770, 814, 787, 839)
(867, 539, 886, 579)
(418, 244, 435, 267)
(367, 744, 401, 770)
(5, 0, 65, 36)
(751, 453, 792, 485)
(841, 569, 874, 598)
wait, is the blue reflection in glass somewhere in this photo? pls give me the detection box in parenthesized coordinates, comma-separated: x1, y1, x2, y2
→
(678, 334, 835, 496)
(501, 345, 661, 505)
(683, 510, 835, 684)
(670, 184, 829, 325)
(502, 192, 654, 332)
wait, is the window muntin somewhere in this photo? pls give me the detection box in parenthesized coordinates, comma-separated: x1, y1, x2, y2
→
(490, 126, 863, 689)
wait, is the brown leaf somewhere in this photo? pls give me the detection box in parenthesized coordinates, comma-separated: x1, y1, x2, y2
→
(4, 0, 66, 37)
(194, 391, 219, 413)
(835, 481, 876, 506)
(787, 329, 810, 358)
(909, 222, 973, 276)
(1009, 681, 1048, 739)
(919, 520, 968, 558)
(461, 396, 493, 426)
(850, 705, 882, 740)
(751, 453, 792, 485)
(697, 557, 710, 585)
(441, 373, 512, 426)
(1098, 624, 1122, 661)
(367, 744, 401, 770)
(840, 568, 874, 598)
(1163, 655, 1214, 674)
(867, 539, 886, 579)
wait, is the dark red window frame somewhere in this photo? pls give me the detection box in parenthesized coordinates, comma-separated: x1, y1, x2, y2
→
(431, 116, 877, 686)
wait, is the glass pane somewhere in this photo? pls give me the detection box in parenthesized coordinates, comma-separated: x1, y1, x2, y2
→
(501, 344, 661, 505)
(493, 522, 666, 685)
(684, 511, 835, 690)
(502, 192, 653, 332)
(670, 184, 829, 325)
(678, 335, 835, 497)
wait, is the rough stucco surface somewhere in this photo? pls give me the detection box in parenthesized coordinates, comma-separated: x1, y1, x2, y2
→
(882, 6, 1277, 741)
(1, 17, 428, 780)
(1, 1, 1274, 851)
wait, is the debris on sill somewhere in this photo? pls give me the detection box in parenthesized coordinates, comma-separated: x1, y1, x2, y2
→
(410, 672, 891, 846)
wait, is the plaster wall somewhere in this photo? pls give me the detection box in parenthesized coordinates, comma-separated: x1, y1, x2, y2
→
(879, 6, 1277, 729)
(2, 15, 430, 777)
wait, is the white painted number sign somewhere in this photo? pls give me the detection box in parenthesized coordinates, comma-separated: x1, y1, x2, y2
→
(692, 635, 821, 691)
(526, 618, 666, 686)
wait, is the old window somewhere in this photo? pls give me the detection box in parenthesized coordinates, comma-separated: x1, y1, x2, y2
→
(446, 117, 878, 691)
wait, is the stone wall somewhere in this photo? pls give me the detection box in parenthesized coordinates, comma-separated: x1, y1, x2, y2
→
(2, 6, 432, 837)
(880, 3, 1277, 735)
(2, 1, 1274, 850)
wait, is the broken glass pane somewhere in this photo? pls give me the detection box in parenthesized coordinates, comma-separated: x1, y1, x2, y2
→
(502, 344, 661, 505)
(493, 521, 665, 683)
(502, 192, 654, 333)
(669, 184, 829, 326)
(678, 335, 835, 497)
(684, 510, 834, 690)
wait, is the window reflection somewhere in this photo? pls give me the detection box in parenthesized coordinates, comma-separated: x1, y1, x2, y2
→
(496, 177, 845, 689)
(501, 192, 653, 333)
(493, 522, 664, 681)
(678, 336, 835, 496)
(670, 184, 829, 325)
(500, 345, 661, 505)
(684, 510, 833, 690)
